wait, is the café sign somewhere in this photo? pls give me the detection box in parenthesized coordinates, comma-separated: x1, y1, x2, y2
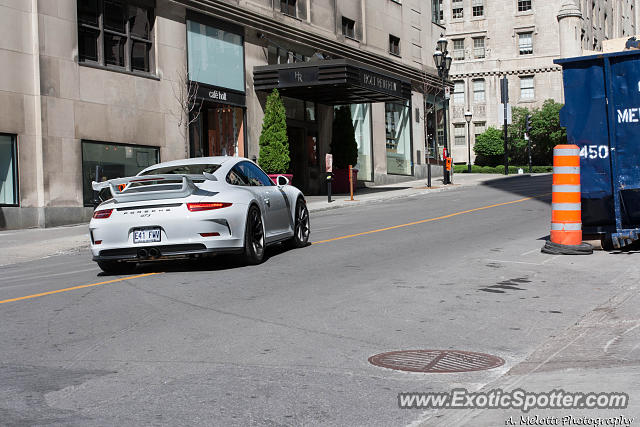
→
(195, 85, 246, 106)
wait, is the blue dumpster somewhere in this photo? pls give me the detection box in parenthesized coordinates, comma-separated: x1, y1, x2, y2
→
(555, 49, 640, 248)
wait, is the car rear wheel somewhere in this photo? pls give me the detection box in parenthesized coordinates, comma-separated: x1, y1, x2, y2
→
(244, 205, 265, 264)
(97, 260, 137, 275)
(286, 198, 310, 249)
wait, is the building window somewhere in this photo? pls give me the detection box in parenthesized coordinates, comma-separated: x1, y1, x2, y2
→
(520, 76, 534, 100)
(187, 19, 245, 92)
(82, 140, 159, 206)
(385, 102, 412, 176)
(0, 134, 18, 206)
(474, 121, 486, 139)
(473, 79, 485, 102)
(453, 80, 465, 104)
(518, 32, 533, 55)
(453, 38, 465, 60)
(473, 37, 485, 58)
(452, 0, 464, 19)
(454, 124, 466, 146)
(280, 0, 297, 17)
(342, 17, 355, 39)
(432, 0, 440, 23)
(438, 0, 444, 22)
(472, 0, 484, 17)
(77, 0, 154, 73)
(389, 35, 401, 56)
(518, 0, 532, 12)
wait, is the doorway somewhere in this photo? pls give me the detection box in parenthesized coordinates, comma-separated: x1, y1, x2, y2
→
(287, 125, 319, 194)
(190, 101, 245, 158)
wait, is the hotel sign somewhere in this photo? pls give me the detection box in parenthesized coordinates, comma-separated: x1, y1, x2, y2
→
(358, 70, 403, 98)
(278, 67, 319, 86)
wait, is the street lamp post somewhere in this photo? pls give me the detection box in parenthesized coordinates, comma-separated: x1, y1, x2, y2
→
(433, 36, 452, 184)
(464, 110, 472, 173)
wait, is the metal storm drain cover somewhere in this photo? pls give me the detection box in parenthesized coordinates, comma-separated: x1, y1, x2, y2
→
(368, 350, 504, 373)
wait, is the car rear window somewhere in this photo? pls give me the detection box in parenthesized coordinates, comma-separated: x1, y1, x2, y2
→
(141, 164, 221, 175)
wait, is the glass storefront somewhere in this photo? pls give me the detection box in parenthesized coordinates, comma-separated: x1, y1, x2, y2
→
(186, 20, 244, 92)
(82, 140, 159, 205)
(350, 104, 373, 181)
(205, 104, 244, 157)
(187, 16, 246, 159)
(425, 95, 447, 163)
(385, 102, 412, 175)
(0, 134, 18, 206)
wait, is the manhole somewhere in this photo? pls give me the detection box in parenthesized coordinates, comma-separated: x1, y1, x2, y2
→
(368, 350, 504, 373)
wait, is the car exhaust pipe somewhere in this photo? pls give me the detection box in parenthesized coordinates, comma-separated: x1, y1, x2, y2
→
(149, 247, 160, 258)
(137, 248, 149, 259)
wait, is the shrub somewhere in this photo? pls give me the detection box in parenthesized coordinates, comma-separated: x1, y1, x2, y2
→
(258, 89, 290, 174)
(473, 127, 504, 166)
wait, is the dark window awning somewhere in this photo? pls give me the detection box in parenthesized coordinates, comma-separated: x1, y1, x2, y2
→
(253, 59, 412, 105)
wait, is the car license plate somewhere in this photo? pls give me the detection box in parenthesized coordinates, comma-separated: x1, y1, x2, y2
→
(133, 228, 161, 244)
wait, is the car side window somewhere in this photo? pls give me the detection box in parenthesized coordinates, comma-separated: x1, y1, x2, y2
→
(238, 162, 274, 187)
(226, 166, 250, 186)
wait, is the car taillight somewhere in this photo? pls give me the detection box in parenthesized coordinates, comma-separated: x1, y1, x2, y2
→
(93, 209, 113, 219)
(187, 202, 232, 212)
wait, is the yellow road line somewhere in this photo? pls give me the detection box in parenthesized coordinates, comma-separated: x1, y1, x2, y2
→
(1, 193, 547, 305)
(0, 272, 160, 305)
(312, 194, 546, 245)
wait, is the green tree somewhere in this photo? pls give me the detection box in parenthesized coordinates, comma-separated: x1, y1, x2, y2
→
(507, 106, 530, 165)
(258, 89, 290, 174)
(331, 106, 358, 169)
(473, 127, 504, 166)
(529, 99, 566, 165)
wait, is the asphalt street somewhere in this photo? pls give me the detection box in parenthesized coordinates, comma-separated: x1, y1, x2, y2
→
(1, 174, 639, 426)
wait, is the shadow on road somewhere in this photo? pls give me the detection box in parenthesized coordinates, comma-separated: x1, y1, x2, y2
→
(479, 174, 552, 204)
(97, 242, 310, 277)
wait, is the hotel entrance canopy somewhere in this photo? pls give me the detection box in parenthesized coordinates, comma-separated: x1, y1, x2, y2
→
(253, 59, 412, 105)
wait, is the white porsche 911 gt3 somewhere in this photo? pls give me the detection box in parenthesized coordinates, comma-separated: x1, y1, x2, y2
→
(89, 157, 310, 273)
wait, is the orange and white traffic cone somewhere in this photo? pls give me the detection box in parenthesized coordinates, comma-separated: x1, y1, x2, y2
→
(542, 144, 592, 255)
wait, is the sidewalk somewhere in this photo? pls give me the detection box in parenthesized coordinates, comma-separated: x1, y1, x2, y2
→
(419, 265, 640, 425)
(0, 173, 512, 266)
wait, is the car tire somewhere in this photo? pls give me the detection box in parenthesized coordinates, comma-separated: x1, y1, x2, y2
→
(286, 197, 310, 249)
(601, 234, 615, 251)
(97, 260, 137, 274)
(244, 205, 265, 265)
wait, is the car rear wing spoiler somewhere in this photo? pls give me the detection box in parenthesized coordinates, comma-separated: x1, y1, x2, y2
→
(91, 173, 217, 203)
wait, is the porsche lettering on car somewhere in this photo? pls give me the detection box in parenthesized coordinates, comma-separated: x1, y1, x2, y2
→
(89, 157, 310, 273)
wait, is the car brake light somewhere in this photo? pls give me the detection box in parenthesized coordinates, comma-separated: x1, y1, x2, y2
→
(199, 232, 220, 237)
(93, 209, 113, 219)
(94, 240, 102, 245)
(187, 202, 232, 212)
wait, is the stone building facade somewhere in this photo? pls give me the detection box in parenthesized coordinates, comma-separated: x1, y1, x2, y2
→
(435, 0, 637, 165)
(0, 0, 446, 230)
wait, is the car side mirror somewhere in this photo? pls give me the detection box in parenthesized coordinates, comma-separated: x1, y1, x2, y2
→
(276, 175, 289, 186)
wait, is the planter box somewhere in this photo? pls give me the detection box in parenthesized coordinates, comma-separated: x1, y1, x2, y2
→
(331, 168, 358, 194)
